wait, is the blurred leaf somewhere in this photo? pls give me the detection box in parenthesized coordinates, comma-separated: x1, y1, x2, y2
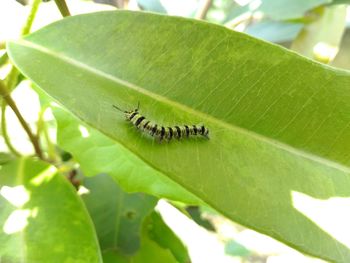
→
(0, 158, 102, 262)
(245, 21, 303, 43)
(53, 107, 201, 204)
(185, 206, 215, 231)
(147, 0, 199, 17)
(136, 0, 167, 13)
(332, 29, 350, 70)
(82, 173, 157, 255)
(330, 0, 350, 4)
(291, 5, 347, 63)
(258, 0, 331, 20)
(146, 211, 190, 263)
(205, 0, 238, 24)
(223, 2, 253, 24)
(0, 50, 8, 67)
(0, 152, 15, 164)
(225, 240, 251, 257)
(7, 11, 350, 262)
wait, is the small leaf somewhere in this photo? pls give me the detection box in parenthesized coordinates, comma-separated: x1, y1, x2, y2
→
(82, 173, 157, 255)
(146, 211, 190, 263)
(258, 0, 332, 20)
(132, 219, 179, 263)
(0, 158, 102, 262)
(136, 0, 166, 13)
(245, 21, 303, 43)
(225, 240, 251, 257)
(291, 5, 347, 63)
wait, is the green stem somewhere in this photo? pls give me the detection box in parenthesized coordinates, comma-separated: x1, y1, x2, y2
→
(54, 0, 71, 17)
(7, 0, 42, 90)
(21, 0, 42, 36)
(37, 106, 57, 162)
(0, 79, 43, 159)
(1, 102, 22, 157)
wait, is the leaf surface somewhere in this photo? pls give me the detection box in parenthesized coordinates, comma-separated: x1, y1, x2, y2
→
(53, 107, 201, 204)
(82, 173, 157, 254)
(0, 158, 101, 262)
(7, 11, 350, 261)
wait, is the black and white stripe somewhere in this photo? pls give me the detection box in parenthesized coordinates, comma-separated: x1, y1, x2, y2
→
(113, 105, 209, 141)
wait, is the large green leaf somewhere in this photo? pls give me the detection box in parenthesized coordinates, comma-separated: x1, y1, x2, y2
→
(0, 158, 101, 262)
(82, 173, 157, 255)
(7, 11, 350, 261)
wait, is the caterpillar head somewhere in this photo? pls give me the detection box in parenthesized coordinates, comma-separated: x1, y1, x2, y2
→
(113, 103, 140, 120)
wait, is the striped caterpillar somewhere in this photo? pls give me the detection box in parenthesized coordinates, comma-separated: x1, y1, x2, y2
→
(113, 103, 209, 141)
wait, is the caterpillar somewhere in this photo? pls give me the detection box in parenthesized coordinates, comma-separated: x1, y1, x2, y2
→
(113, 103, 209, 141)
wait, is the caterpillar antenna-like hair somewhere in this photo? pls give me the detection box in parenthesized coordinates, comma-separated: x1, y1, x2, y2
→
(137, 101, 140, 111)
(112, 105, 126, 112)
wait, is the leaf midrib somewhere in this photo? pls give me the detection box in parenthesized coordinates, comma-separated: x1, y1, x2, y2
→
(9, 39, 350, 174)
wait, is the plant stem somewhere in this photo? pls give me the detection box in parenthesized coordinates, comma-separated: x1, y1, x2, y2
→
(37, 106, 57, 162)
(22, 0, 42, 36)
(54, 0, 71, 17)
(0, 79, 43, 159)
(1, 103, 22, 157)
(7, 0, 42, 91)
(195, 0, 212, 20)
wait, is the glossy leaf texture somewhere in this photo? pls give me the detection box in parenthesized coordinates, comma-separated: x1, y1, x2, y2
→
(7, 11, 350, 261)
(0, 158, 102, 262)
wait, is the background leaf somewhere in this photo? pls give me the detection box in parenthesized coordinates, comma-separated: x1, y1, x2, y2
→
(145, 211, 190, 263)
(244, 21, 303, 43)
(258, 0, 332, 20)
(82, 173, 157, 255)
(7, 11, 350, 261)
(291, 5, 347, 63)
(0, 158, 102, 262)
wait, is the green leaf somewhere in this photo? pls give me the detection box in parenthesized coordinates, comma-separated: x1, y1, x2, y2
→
(0, 152, 15, 165)
(102, 250, 130, 263)
(102, 214, 180, 263)
(185, 206, 215, 231)
(53, 107, 201, 204)
(0, 158, 102, 262)
(225, 240, 251, 257)
(132, 219, 179, 263)
(82, 173, 157, 255)
(7, 11, 350, 262)
(146, 211, 190, 263)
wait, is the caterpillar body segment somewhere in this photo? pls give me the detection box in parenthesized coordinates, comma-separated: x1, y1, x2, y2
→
(113, 104, 209, 141)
